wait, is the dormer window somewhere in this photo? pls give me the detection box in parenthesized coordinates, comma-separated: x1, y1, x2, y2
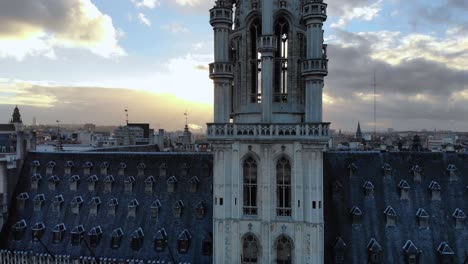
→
(181, 163, 189, 176)
(348, 163, 358, 177)
(398, 180, 411, 200)
(107, 198, 118, 216)
(31, 174, 42, 190)
(159, 163, 167, 177)
(167, 176, 177, 192)
(416, 208, 429, 229)
(124, 176, 136, 193)
(82, 161, 93, 176)
(46, 161, 55, 176)
(177, 229, 192, 254)
(384, 206, 397, 227)
(52, 195, 64, 213)
(70, 196, 84, 214)
(130, 228, 144, 251)
(403, 240, 421, 264)
(88, 226, 103, 247)
(145, 176, 156, 193)
(367, 238, 383, 264)
(154, 228, 167, 252)
(32, 222, 45, 241)
(31, 160, 40, 175)
(189, 176, 200, 193)
(428, 181, 441, 201)
(437, 242, 454, 264)
(118, 163, 126, 176)
(16, 192, 29, 210)
(33, 194, 45, 212)
(128, 199, 139, 218)
(174, 200, 184, 218)
(150, 200, 162, 218)
(363, 181, 374, 197)
(333, 237, 347, 264)
(68, 175, 80, 191)
(89, 197, 101, 216)
(447, 164, 458, 181)
(52, 223, 66, 243)
(47, 175, 60, 191)
(452, 208, 466, 228)
(382, 163, 392, 177)
(111, 228, 124, 249)
(104, 175, 115, 193)
(87, 175, 98, 192)
(100, 162, 109, 176)
(350, 206, 362, 225)
(410, 165, 423, 182)
(196, 201, 206, 219)
(71, 225, 85, 246)
(137, 163, 146, 176)
(64, 161, 74, 176)
(13, 219, 27, 240)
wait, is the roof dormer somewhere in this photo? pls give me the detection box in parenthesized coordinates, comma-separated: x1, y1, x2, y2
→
(33, 194, 45, 212)
(196, 201, 206, 219)
(174, 200, 184, 218)
(363, 181, 374, 197)
(82, 161, 93, 176)
(398, 180, 411, 200)
(151, 200, 162, 218)
(159, 163, 167, 177)
(350, 206, 362, 225)
(124, 176, 136, 193)
(31, 160, 40, 175)
(46, 161, 56, 176)
(333, 237, 347, 264)
(167, 176, 178, 192)
(32, 222, 45, 241)
(137, 162, 146, 176)
(177, 229, 192, 254)
(89, 197, 101, 216)
(348, 163, 358, 177)
(383, 206, 397, 227)
(71, 225, 85, 246)
(68, 175, 80, 191)
(31, 174, 42, 190)
(52, 223, 66, 243)
(382, 163, 392, 177)
(87, 175, 98, 192)
(428, 181, 441, 201)
(410, 165, 423, 182)
(446, 164, 458, 181)
(64, 161, 74, 176)
(47, 175, 60, 191)
(416, 208, 429, 229)
(100, 162, 109, 176)
(107, 198, 118, 216)
(452, 208, 466, 229)
(104, 175, 115, 193)
(189, 176, 200, 193)
(145, 176, 156, 193)
(118, 163, 126, 176)
(16, 192, 29, 210)
(12, 219, 27, 240)
(402, 240, 421, 264)
(128, 199, 139, 218)
(88, 226, 103, 247)
(367, 238, 383, 264)
(111, 228, 124, 249)
(154, 228, 168, 252)
(52, 194, 64, 213)
(70, 196, 84, 214)
(437, 242, 454, 264)
(130, 228, 144, 251)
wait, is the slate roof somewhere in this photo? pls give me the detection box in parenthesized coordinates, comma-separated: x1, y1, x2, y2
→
(324, 152, 468, 263)
(0, 152, 213, 263)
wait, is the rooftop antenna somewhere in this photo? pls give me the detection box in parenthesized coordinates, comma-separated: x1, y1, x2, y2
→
(373, 71, 377, 139)
(184, 111, 189, 127)
(125, 108, 129, 125)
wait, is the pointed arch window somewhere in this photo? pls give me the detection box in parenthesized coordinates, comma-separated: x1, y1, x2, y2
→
(249, 18, 262, 103)
(276, 235, 293, 264)
(276, 157, 292, 216)
(243, 157, 258, 215)
(274, 17, 289, 103)
(242, 234, 259, 263)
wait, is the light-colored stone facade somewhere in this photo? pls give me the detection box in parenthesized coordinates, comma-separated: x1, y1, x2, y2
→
(208, 0, 329, 263)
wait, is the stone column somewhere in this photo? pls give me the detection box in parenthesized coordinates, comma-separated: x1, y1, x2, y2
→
(260, 0, 274, 122)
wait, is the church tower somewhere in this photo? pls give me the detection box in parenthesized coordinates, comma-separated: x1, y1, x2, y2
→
(208, 0, 329, 263)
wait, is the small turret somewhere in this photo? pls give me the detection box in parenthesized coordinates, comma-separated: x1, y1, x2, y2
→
(10, 105, 23, 132)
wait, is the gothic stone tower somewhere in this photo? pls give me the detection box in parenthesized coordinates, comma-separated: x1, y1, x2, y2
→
(208, 0, 329, 263)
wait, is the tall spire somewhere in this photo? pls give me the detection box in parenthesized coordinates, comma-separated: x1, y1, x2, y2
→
(10, 105, 22, 124)
(356, 121, 362, 140)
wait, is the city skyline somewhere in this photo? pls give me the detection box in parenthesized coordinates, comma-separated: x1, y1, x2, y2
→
(0, 0, 467, 131)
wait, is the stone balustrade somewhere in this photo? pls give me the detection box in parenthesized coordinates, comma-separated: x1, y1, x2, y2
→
(302, 1, 327, 21)
(207, 123, 330, 140)
(302, 59, 328, 76)
(257, 35, 278, 52)
(209, 63, 234, 79)
(209, 7, 232, 26)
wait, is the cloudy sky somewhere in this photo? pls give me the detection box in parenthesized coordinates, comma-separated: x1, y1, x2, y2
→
(0, 0, 467, 132)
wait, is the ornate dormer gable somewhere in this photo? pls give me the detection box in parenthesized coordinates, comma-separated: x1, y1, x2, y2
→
(68, 175, 80, 191)
(31, 174, 42, 190)
(416, 208, 429, 229)
(189, 176, 200, 193)
(64, 161, 74, 176)
(70, 225, 85, 246)
(437, 242, 454, 263)
(52, 194, 64, 213)
(348, 163, 358, 177)
(333, 237, 347, 264)
(383, 206, 397, 227)
(88, 226, 103, 247)
(402, 240, 421, 264)
(30, 160, 40, 174)
(452, 208, 466, 228)
(107, 198, 118, 216)
(12, 220, 27, 240)
(145, 176, 156, 193)
(382, 163, 392, 177)
(124, 176, 136, 193)
(428, 181, 441, 201)
(130, 228, 144, 251)
(167, 176, 178, 192)
(82, 161, 93, 176)
(46, 161, 55, 176)
(363, 181, 374, 197)
(47, 175, 60, 190)
(159, 162, 167, 177)
(32, 222, 45, 241)
(196, 201, 206, 219)
(398, 180, 411, 200)
(447, 164, 458, 181)
(89, 197, 102, 216)
(154, 228, 168, 252)
(180, 162, 190, 176)
(350, 206, 362, 225)
(151, 200, 162, 218)
(177, 229, 192, 254)
(15, 193, 29, 210)
(52, 223, 66, 243)
(70, 196, 84, 214)
(111, 228, 124, 249)
(137, 162, 146, 176)
(118, 162, 127, 176)
(104, 175, 115, 193)
(87, 175, 99, 192)
(367, 238, 383, 264)
(128, 199, 139, 218)
(33, 194, 45, 212)
(100, 162, 109, 176)
(410, 164, 423, 182)
(174, 200, 184, 218)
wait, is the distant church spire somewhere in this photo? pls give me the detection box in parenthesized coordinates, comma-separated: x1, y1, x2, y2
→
(10, 105, 22, 124)
(356, 121, 362, 140)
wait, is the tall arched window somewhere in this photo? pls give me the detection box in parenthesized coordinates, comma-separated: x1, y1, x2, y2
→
(274, 17, 289, 103)
(243, 157, 258, 215)
(276, 235, 293, 264)
(276, 157, 291, 216)
(249, 18, 262, 103)
(242, 233, 259, 263)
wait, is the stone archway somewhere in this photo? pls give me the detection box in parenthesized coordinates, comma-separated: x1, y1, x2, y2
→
(242, 233, 260, 263)
(275, 235, 294, 264)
